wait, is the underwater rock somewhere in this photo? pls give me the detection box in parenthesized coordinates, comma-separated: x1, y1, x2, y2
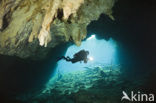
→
(17, 65, 123, 103)
(0, 0, 116, 59)
(17, 65, 147, 103)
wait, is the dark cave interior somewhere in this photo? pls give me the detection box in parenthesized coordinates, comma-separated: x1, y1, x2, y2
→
(0, 0, 156, 102)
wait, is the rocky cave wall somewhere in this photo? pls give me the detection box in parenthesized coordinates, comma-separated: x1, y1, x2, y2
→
(0, 0, 116, 59)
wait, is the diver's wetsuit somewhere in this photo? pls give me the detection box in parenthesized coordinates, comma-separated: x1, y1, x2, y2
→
(58, 50, 89, 63)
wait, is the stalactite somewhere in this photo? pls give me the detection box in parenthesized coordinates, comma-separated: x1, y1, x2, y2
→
(0, 0, 116, 59)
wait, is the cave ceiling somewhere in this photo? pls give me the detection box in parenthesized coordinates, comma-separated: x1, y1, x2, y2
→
(0, 0, 116, 59)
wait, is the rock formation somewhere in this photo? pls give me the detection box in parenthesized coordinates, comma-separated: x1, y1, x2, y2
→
(0, 0, 116, 59)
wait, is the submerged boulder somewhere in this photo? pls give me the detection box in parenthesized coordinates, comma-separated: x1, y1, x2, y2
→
(0, 0, 116, 59)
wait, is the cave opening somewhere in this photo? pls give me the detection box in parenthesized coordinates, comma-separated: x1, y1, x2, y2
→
(45, 34, 121, 89)
(51, 35, 118, 75)
(56, 35, 118, 73)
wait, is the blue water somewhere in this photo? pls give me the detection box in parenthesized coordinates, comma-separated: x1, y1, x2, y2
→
(49, 34, 120, 83)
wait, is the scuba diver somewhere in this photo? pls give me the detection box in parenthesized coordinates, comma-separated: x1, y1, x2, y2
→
(58, 49, 89, 63)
